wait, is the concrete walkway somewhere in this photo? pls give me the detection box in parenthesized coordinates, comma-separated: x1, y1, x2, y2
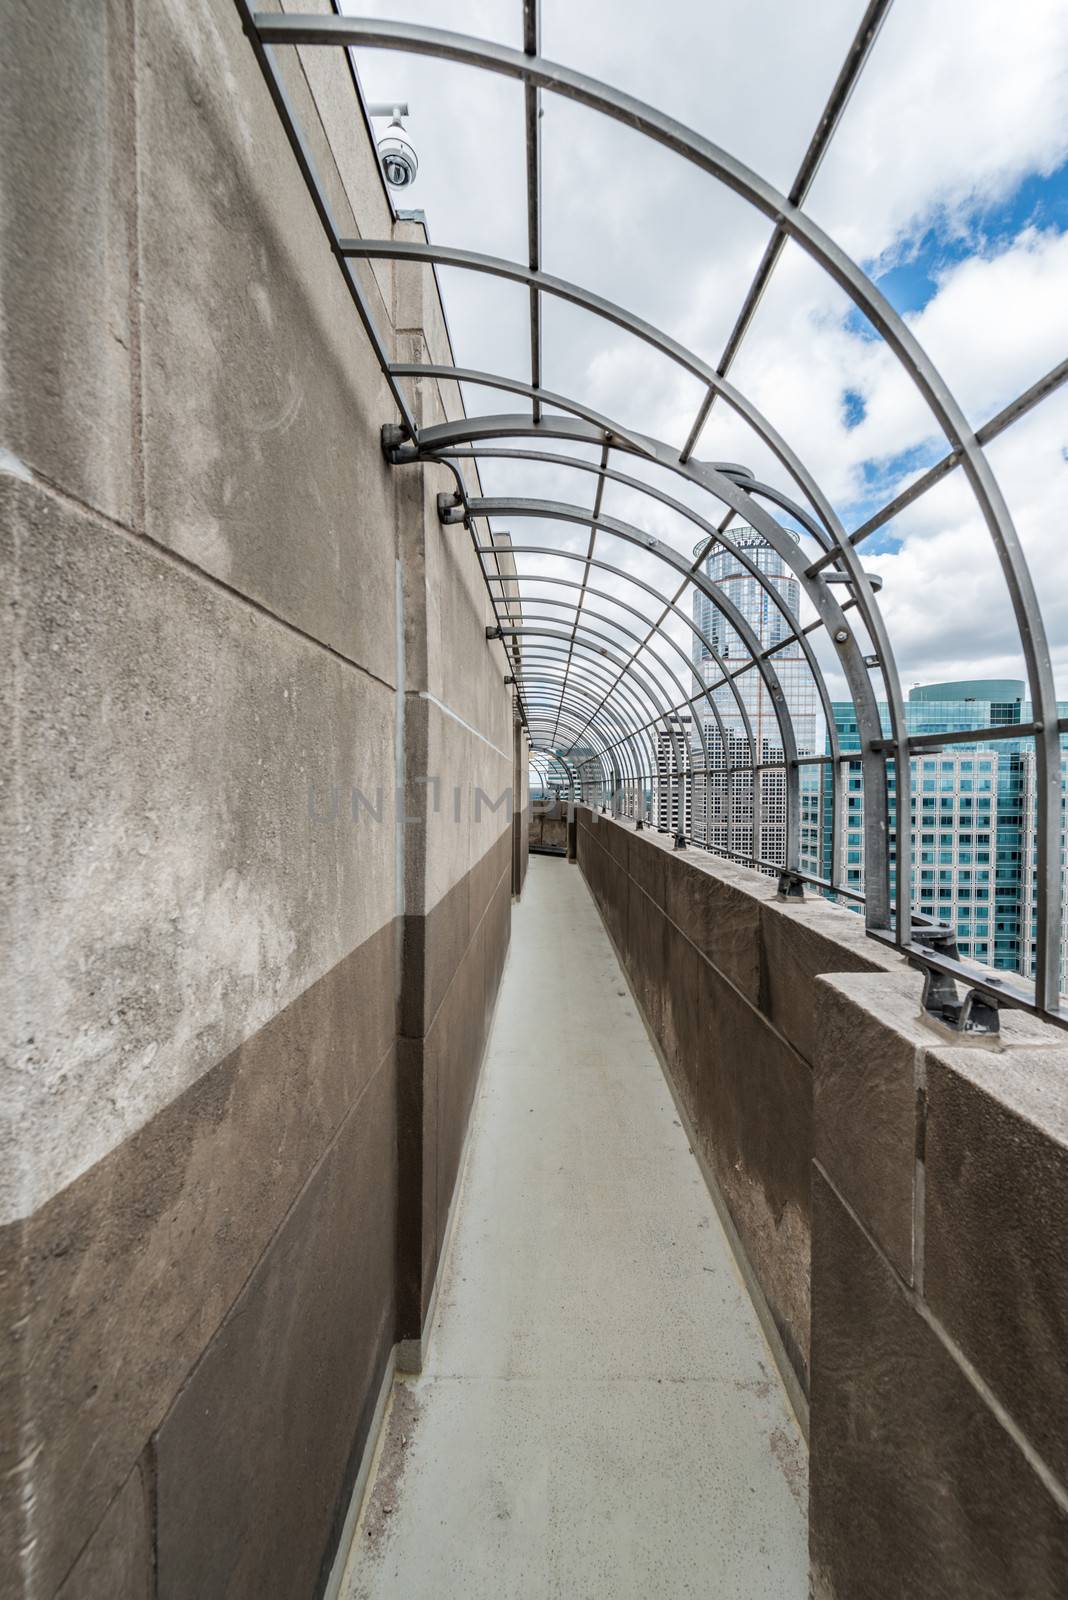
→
(341, 855, 808, 1599)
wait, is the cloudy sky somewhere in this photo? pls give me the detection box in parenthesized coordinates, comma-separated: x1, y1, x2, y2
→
(346, 0, 1068, 734)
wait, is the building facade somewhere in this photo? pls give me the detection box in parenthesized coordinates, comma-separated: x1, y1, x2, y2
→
(654, 715, 693, 835)
(688, 527, 820, 871)
(824, 680, 1068, 998)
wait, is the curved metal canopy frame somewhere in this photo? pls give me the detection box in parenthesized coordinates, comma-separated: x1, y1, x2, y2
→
(240, 2, 1068, 1030)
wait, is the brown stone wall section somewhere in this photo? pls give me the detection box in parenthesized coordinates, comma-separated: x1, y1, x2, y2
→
(809, 967, 1068, 1597)
(810, 1168, 1068, 1600)
(154, 1055, 398, 1600)
(397, 831, 512, 1346)
(1, 926, 397, 1599)
(578, 808, 1068, 1596)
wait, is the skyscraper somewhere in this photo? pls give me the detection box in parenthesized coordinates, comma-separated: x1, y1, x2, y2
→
(654, 715, 692, 836)
(824, 680, 1068, 998)
(689, 527, 819, 870)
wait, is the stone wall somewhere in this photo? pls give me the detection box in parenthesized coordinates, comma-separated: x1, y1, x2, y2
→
(1, 3, 517, 1596)
(576, 807, 1068, 1597)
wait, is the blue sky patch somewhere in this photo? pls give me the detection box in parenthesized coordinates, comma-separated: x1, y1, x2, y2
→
(841, 388, 866, 429)
(871, 157, 1068, 318)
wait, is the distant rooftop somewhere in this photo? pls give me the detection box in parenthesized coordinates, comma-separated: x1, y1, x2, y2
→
(908, 680, 1025, 704)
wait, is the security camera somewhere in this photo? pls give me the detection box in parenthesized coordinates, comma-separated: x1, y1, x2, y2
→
(369, 102, 418, 190)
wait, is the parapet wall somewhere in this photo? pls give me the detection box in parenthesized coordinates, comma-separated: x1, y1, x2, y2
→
(576, 806, 1068, 1598)
(1, 3, 520, 1597)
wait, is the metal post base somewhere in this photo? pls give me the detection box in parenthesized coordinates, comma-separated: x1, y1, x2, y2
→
(908, 922, 1001, 1036)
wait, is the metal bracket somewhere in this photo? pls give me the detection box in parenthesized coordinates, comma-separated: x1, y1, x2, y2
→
(485, 625, 502, 641)
(776, 869, 805, 902)
(635, 816, 644, 831)
(381, 423, 417, 463)
(437, 492, 466, 525)
(674, 832, 688, 850)
(907, 923, 1001, 1035)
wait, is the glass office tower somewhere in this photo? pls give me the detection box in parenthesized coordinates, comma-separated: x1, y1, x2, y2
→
(689, 527, 819, 870)
(824, 680, 1068, 997)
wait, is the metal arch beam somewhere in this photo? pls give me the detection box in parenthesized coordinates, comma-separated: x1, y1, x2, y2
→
(467, 498, 801, 860)
(512, 638, 676, 762)
(518, 606, 725, 840)
(254, 12, 1063, 1012)
(507, 596, 722, 763)
(514, 604, 718, 812)
(389, 373, 755, 491)
(408, 405, 881, 743)
(508, 637, 697, 832)
(419, 405, 886, 908)
(486, 562, 756, 760)
(260, 15, 1062, 981)
(515, 644, 665, 748)
(525, 699, 643, 783)
(479, 545, 769, 859)
(446, 443, 841, 771)
(478, 546, 761, 774)
(439, 442, 844, 836)
(496, 586, 745, 846)
(514, 652, 663, 773)
(343, 236, 841, 546)
(525, 695, 626, 781)
(520, 680, 648, 791)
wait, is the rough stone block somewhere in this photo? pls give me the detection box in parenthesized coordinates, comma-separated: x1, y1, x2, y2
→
(0, 0, 135, 525)
(627, 826, 668, 910)
(3, 925, 395, 1598)
(664, 852, 766, 1006)
(54, 1461, 152, 1600)
(687, 956, 812, 1383)
(811, 968, 926, 1282)
(925, 1042, 1068, 1487)
(760, 893, 893, 1068)
(395, 1035, 437, 1342)
(2, 475, 396, 1218)
(811, 1168, 1068, 1600)
(429, 927, 484, 1262)
(155, 1056, 398, 1600)
(136, 0, 398, 678)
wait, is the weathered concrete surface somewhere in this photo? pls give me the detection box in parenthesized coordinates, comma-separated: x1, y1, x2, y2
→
(54, 1462, 152, 1600)
(575, 809, 1068, 1598)
(155, 1057, 397, 1600)
(924, 1043, 1068, 1488)
(576, 810, 851, 1388)
(137, 0, 401, 678)
(810, 1168, 1068, 1600)
(0, 0, 136, 526)
(811, 969, 929, 1282)
(1, 474, 395, 1224)
(341, 857, 808, 1600)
